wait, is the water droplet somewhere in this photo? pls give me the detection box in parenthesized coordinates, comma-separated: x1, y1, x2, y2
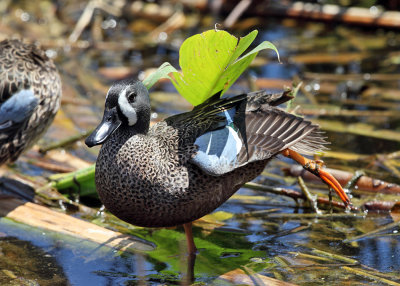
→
(101, 18, 117, 29)
(138, 71, 145, 81)
(363, 73, 371, 80)
(45, 49, 57, 59)
(335, 66, 345, 74)
(158, 32, 168, 42)
(369, 6, 380, 15)
(21, 12, 30, 22)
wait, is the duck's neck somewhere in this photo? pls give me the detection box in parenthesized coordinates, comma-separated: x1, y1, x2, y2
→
(108, 111, 150, 147)
(131, 107, 150, 135)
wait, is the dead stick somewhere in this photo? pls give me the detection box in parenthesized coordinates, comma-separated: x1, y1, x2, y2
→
(285, 165, 400, 194)
(298, 108, 400, 118)
(223, 0, 252, 28)
(69, 0, 97, 43)
(304, 72, 400, 82)
(39, 129, 94, 154)
(259, 2, 400, 29)
(244, 182, 357, 211)
(29, 160, 75, 173)
(363, 201, 396, 212)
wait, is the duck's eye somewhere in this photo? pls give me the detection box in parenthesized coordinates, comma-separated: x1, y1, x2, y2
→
(127, 92, 136, 103)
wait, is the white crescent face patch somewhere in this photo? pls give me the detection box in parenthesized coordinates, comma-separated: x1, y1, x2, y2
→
(118, 87, 137, 126)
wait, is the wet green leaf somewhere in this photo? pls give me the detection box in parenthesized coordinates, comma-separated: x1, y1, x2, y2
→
(201, 211, 234, 222)
(49, 164, 97, 197)
(171, 29, 279, 105)
(142, 62, 178, 89)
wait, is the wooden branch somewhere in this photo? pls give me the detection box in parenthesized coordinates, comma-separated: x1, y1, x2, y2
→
(218, 268, 297, 286)
(223, 0, 252, 28)
(0, 198, 154, 252)
(244, 182, 356, 211)
(180, 1, 400, 28)
(285, 165, 400, 194)
(303, 72, 400, 82)
(264, 2, 400, 28)
(39, 129, 94, 154)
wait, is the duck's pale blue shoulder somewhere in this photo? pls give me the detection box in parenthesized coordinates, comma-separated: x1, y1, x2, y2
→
(0, 89, 37, 128)
(191, 109, 244, 176)
(192, 124, 243, 176)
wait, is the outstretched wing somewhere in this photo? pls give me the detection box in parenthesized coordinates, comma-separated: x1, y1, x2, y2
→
(165, 90, 327, 176)
(235, 107, 327, 165)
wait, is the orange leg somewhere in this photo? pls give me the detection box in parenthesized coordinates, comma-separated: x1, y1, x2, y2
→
(281, 148, 351, 206)
(183, 222, 197, 254)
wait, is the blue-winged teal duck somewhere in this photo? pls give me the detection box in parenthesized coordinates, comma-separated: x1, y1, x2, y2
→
(86, 79, 350, 253)
(0, 39, 61, 165)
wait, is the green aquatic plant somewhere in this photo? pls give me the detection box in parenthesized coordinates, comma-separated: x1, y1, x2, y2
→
(143, 29, 279, 105)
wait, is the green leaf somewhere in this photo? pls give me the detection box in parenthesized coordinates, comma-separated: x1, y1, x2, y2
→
(171, 29, 279, 106)
(49, 164, 97, 197)
(142, 62, 178, 90)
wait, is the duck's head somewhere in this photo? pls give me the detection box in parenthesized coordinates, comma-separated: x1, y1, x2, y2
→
(85, 79, 150, 147)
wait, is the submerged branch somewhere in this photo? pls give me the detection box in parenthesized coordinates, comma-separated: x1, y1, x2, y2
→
(344, 220, 400, 243)
(285, 166, 400, 195)
(342, 266, 400, 286)
(244, 182, 357, 211)
(298, 176, 321, 214)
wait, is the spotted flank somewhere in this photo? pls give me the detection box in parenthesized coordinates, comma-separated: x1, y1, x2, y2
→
(0, 39, 61, 165)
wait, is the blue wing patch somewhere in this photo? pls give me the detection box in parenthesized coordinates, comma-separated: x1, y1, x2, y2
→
(0, 89, 38, 133)
(191, 113, 243, 176)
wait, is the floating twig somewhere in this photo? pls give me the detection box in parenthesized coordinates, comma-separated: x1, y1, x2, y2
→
(342, 266, 400, 286)
(313, 119, 400, 143)
(0, 197, 154, 252)
(223, 0, 252, 28)
(311, 249, 359, 264)
(299, 108, 400, 118)
(236, 208, 280, 218)
(39, 129, 94, 154)
(293, 75, 318, 105)
(260, 212, 366, 219)
(304, 72, 400, 82)
(363, 201, 396, 212)
(28, 160, 75, 173)
(148, 11, 186, 41)
(344, 170, 365, 189)
(244, 182, 357, 211)
(69, 0, 123, 43)
(298, 176, 321, 214)
(288, 252, 337, 263)
(285, 166, 400, 195)
(343, 220, 400, 243)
